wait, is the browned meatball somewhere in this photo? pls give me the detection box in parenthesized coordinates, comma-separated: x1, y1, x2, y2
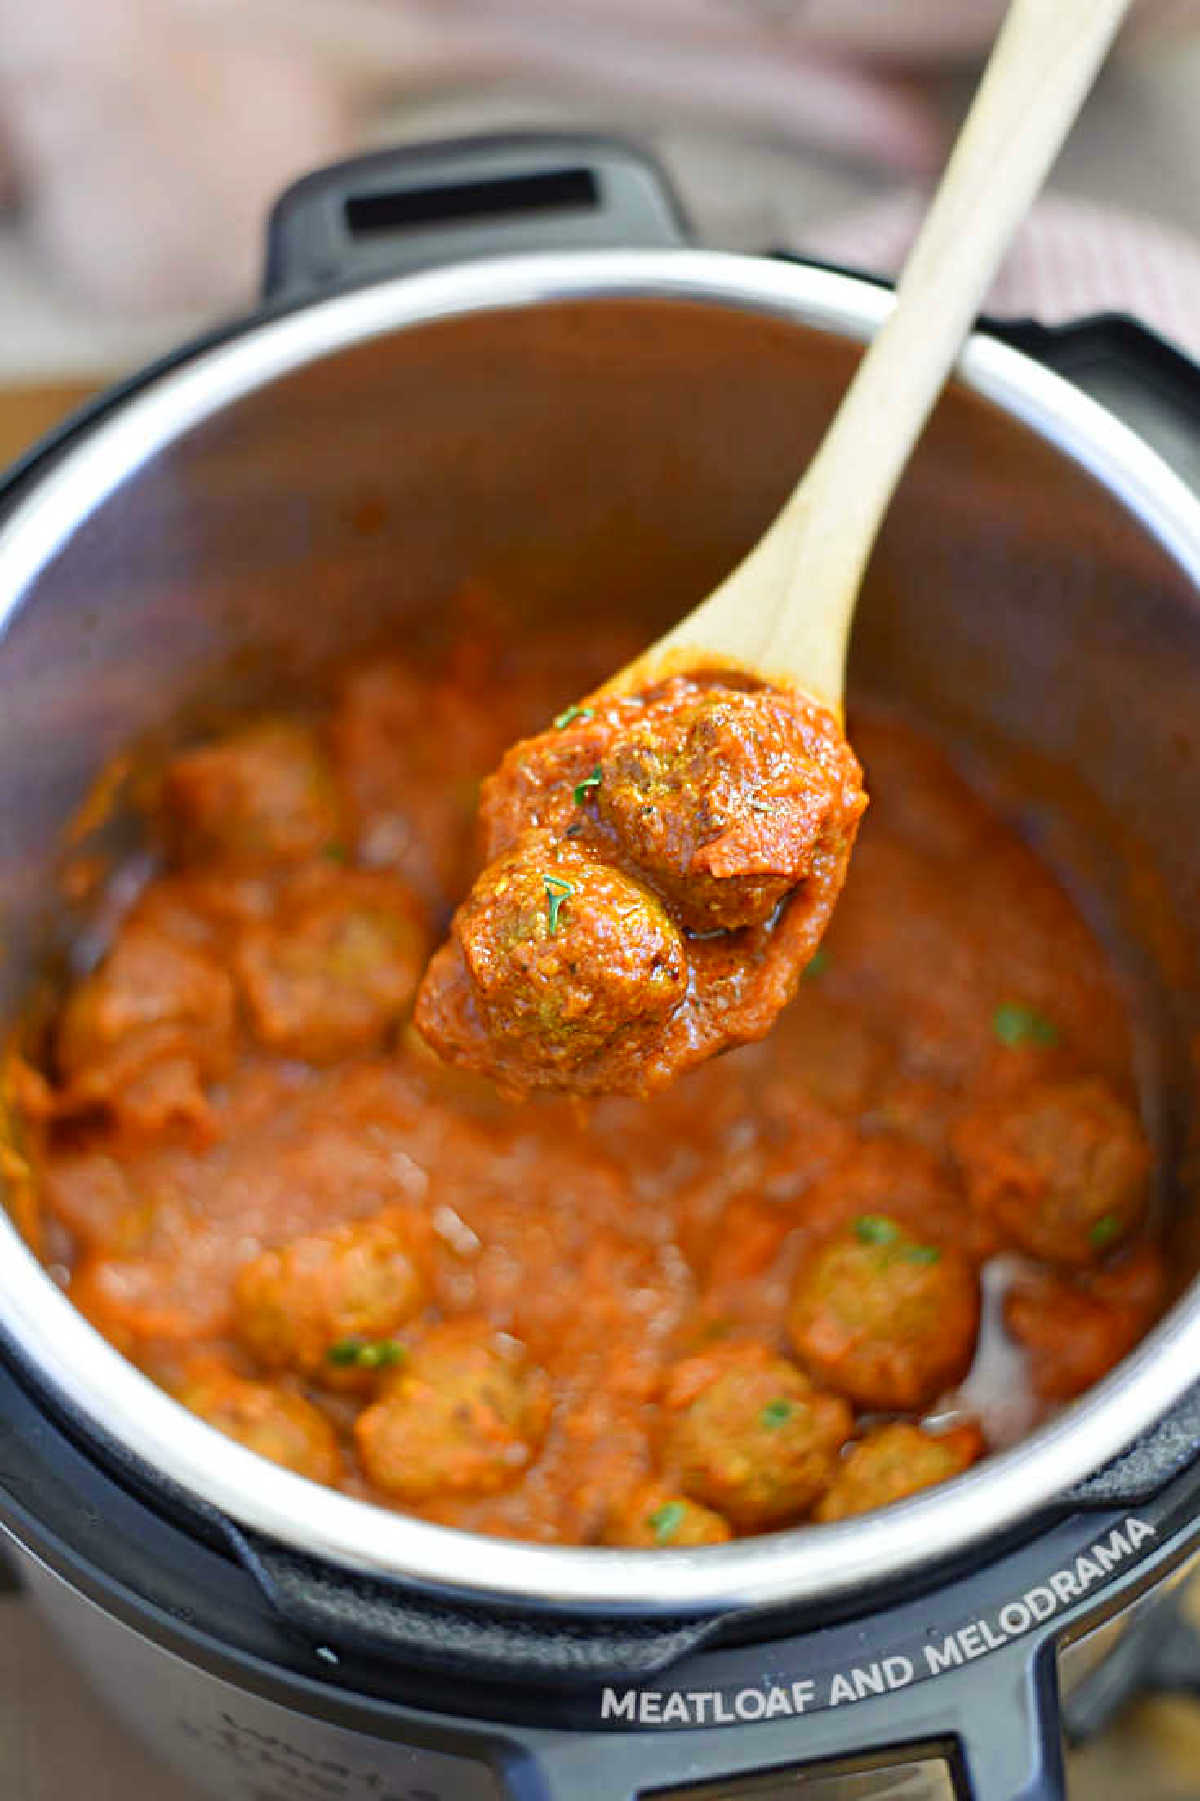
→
(815, 1422, 984, 1523)
(56, 920, 235, 1135)
(422, 672, 866, 1098)
(952, 1077, 1150, 1267)
(602, 1481, 732, 1549)
(1005, 1244, 1165, 1402)
(131, 871, 277, 941)
(177, 1362, 340, 1485)
(164, 721, 343, 868)
(355, 1319, 551, 1503)
(660, 1341, 851, 1531)
(235, 869, 431, 1062)
(598, 680, 857, 933)
(476, 711, 612, 856)
(234, 1209, 429, 1390)
(415, 832, 688, 1092)
(787, 1217, 979, 1411)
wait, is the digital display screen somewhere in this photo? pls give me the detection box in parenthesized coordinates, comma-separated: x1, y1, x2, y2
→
(647, 1753, 955, 1800)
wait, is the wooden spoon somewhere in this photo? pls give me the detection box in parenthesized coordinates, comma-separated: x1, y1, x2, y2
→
(608, 0, 1133, 715)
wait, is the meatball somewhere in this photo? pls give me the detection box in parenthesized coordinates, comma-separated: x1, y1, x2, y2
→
(177, 1363, 340, 1485)
(419, 672, 865, 1097)
(131, 871, 277, 942)
(164, 721, 343, 868)
(355, 1318, 551, 1502)
(56, 920, 235, 1135)
(952, 1077, 1150, 1267)
(414, 832, 688, 1092)
(233, 1209, 429, 1390)
(660, 1341, 851, 1531)
(235, 869, 431, 1062)
(602, 1481, 732, 1549)
(477, 711, 613, 857)
(787, 1217, 979, 1411)
(1005, 1244, 1165, 1402)
(597, 679, 861, 934)
(815, 1422, 984, 1523)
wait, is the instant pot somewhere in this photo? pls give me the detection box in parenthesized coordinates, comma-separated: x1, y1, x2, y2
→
(1, 133, 1199, 1801)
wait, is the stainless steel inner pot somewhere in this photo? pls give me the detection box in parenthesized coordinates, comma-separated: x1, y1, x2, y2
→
(1, 250, 1198, 1617)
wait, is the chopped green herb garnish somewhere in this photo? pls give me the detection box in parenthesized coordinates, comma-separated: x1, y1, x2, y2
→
(855, 1214, 900, 1246)
(648, 1501, 687, 1544)
(554, 704, 594, 731)
(573, 765, 603, 806)
(1090, 1214, 1122, 1248)
(327, 1338, 406, 1370)
(543, 874, 576, 936)
(903, 1244, 942, 1266)
(323, 842, 350, 864)
(803, 947, 831, 980)
(760, 1398, 794, 1429)
(993, 1002, 1059, 1048)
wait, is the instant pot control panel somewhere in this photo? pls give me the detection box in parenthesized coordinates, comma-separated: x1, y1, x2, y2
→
(2, 1331, 1200, 1801)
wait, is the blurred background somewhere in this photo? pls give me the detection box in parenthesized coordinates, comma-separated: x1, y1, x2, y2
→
(0, 0, 1198, 376)
(1, 2, 1200, 1796)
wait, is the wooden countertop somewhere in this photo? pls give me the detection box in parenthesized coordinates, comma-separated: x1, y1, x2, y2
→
(0, 383, 104, 467)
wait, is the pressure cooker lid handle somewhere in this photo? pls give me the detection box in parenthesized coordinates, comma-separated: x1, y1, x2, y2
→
(262, 133, 691, 302)
(224, 1522, 723, 1687)
(226, 1523, 1073, 1799)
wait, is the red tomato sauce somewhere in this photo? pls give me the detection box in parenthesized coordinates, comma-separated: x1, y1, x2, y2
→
(7, 615, 1164, 1547)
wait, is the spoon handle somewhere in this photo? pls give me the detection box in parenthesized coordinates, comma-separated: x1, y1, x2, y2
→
(655, 0, 1133, 711)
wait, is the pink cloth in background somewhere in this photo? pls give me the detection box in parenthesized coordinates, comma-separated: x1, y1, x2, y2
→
(0, 0, 1198, 324)
(801, 190, 1200, 361)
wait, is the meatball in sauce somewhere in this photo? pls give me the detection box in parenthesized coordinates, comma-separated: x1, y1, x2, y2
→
(7, 605, 1167, 1546)
(416, 672, 868, 1096)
